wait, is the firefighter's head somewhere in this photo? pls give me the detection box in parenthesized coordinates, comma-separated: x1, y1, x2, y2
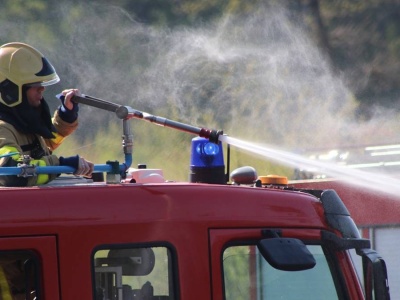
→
(0, 42, 60, 107)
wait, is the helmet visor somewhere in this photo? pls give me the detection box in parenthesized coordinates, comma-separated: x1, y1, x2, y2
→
(25, 75, 60, 88)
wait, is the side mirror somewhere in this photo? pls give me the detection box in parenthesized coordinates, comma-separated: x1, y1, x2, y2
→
(257, 238, 316, 271)
(358, 248, 390, 299)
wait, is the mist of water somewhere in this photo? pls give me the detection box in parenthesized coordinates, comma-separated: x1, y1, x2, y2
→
(2, 1, 400, 186)
(2, 2, 394, 146)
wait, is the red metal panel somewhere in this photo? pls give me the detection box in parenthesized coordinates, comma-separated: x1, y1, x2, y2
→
(0, 182, 337, 298)
(0, 184, 325, 231)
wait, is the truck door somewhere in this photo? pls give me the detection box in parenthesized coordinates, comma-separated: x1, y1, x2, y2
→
(0, 236, 59, 300)
(210, 228, 360, 300)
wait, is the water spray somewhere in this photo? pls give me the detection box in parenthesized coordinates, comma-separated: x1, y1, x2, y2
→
(223, 135, 400, 197)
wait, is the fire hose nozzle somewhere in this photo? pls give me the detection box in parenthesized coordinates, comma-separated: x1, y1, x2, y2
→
(199, 128, 224, 144)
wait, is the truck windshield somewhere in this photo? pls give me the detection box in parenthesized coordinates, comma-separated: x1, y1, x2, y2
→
(223, 245, 338, 300)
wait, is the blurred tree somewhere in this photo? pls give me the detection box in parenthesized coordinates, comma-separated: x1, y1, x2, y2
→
(319, 0, 400, 114)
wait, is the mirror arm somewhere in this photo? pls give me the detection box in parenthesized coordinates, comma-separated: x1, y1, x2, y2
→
(321, 230, 371, 251)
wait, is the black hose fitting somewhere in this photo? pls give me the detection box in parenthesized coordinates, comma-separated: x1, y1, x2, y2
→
(208, 130, 223, 144)
(199, 128, 223, 144)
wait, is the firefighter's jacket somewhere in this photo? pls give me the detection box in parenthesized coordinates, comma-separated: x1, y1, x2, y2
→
(0, 110, 78, 186)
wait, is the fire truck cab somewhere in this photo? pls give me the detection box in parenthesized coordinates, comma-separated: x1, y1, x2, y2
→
(0, 173, 390, 300)
(0, 96, 391, 299)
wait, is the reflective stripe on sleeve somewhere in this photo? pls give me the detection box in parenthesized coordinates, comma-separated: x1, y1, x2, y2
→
(50, 132, 66, 148)
(0, 146, 21, 160)
(32, 159, 50, 185)
(1, 146, 50, 185)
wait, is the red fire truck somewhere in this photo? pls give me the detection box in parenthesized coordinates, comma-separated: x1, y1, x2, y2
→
(0, 95, 390, 300)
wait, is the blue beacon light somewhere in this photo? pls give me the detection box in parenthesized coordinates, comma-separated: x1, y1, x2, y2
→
(190, 137, 226, 184)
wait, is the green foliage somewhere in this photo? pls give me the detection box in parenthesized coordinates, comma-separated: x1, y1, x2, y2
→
(319, 0, 400, 107)
(3, 0, 47, 20)
(54, 121, 123, 164)
(223, 246, 251, 299)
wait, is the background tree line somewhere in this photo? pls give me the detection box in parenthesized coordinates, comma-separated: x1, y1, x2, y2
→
(3, 0, 400, 111)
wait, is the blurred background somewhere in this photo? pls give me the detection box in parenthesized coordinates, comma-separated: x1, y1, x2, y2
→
(1, 0, 400, 181)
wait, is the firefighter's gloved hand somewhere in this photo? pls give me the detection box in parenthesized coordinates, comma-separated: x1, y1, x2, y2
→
(57, 89, 80, 123)
(75, 157, 94, 177)
(59, 155, 94, 178)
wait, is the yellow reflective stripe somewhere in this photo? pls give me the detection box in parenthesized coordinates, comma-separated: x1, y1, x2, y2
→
(1, 147, 50, 185)
(0, 266, 12, 300)
(0, 146, 21, 160)
(51, 132, 66, 147)
(32, 159, 49, 185)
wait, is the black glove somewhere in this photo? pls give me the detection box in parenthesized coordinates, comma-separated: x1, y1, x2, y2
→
(56, 94, 79, 123)
(59, 155, 80, 169)
(59, 155, 93, 177)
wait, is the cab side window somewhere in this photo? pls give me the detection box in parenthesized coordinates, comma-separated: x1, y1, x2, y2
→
(93, 245, 176, 300)
(0, 251, 40, 300)
(223, 245, 339, 300)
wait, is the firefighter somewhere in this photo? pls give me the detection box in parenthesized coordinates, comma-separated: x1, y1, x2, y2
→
(0, 253, 36, 300)
(0, 42, 93, 186)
